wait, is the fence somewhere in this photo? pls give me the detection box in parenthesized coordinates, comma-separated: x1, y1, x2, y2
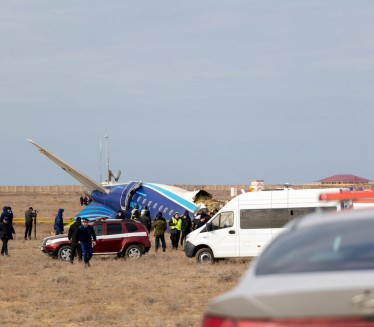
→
(0, 185, 84, 194)
(13, 217, 74, 224)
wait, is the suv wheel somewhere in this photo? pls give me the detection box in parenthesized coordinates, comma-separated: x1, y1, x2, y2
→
(125, 245, 142, 259)
(196, 248, 214, 264)
(58, 245, 72, 261)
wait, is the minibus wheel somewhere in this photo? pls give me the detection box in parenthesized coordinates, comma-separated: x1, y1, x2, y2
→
(196, 248, 214, 264)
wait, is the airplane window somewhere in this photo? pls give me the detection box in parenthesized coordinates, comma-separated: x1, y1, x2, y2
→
(153, 203, 158, 209)
(142, 199, 147, 205)
(148, 201, 152, 207)
(163, 207, 168, 214)
(159, 205, 163, 211)
(137, 196, 141, 202)
(169, 210, 174, 216)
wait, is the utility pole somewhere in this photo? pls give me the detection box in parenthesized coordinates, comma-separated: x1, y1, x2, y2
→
(99, 138, 102, 183)
(105, 134, 110, 182)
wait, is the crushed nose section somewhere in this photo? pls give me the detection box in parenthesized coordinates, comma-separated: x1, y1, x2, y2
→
(194, 190, 212, 202)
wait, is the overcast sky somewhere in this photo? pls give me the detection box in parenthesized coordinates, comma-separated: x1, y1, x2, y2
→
(1, 1, 374, 186)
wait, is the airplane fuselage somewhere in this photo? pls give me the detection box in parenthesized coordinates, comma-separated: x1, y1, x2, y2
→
(77, 182, 199, 221)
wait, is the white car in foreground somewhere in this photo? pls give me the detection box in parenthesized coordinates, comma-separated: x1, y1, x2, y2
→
(202, 208, 374, 327)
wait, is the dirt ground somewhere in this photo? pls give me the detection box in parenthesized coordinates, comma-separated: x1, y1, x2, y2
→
(0, 223, 250, 327)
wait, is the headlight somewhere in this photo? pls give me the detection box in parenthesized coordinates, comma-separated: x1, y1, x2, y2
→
(45, 240, 53, 246)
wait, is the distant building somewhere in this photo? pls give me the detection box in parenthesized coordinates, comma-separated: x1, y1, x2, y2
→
(316, 174, 372, 185)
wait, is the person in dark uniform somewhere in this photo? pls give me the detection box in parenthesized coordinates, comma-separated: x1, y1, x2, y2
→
(76, 218, 96, 267)
(0, 217, 16, 255)
(24, 207, 37, 240)
(114, 210, 125, 220)
(139, 208, 152, 232)
(180, 211, 192, 246)
(68, 217, 82, 264)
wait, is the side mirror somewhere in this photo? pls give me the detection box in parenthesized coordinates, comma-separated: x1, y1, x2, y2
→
(206, 222, 213, 231)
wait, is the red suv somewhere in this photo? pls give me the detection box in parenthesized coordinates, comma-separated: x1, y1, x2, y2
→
(41, 219, 151, 261)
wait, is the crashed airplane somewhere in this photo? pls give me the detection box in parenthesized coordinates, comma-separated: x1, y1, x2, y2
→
(28, 140, 207, 221)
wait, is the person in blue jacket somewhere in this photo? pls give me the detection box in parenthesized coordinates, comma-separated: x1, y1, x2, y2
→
(0, 217, 16, 255)
(76, 218, 96, 267)
(1, 206, 12, 224)
(54, 208, 64, 235)
(0, 206, 8, 223)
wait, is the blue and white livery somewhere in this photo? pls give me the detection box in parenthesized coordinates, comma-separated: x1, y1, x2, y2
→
(28, 140, 205, 221)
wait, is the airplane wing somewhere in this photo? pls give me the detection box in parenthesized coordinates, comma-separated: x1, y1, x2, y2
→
(28, 139, 109, 194)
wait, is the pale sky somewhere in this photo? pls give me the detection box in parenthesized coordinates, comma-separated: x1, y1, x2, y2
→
(1, 1, 374, 186)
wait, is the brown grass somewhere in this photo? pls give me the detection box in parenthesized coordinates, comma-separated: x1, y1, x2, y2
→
(0, 223, 250, 327)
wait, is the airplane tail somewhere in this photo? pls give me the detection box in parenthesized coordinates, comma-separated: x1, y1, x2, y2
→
(28, 139, 109, 194)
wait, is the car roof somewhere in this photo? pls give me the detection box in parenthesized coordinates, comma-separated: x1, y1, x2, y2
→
(92, 219, 140, 223)
(288, 207, 374, 231)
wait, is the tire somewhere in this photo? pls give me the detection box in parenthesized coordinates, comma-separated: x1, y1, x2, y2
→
(125, 245, 142, 259)
(196, 248, 214, 264)
(58, 245, 72, 261)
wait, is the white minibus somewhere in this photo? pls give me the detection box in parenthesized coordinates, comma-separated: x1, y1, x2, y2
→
(184, 188, 347, 263)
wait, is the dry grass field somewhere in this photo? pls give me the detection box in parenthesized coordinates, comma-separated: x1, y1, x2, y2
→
(0, 223, 250, 327)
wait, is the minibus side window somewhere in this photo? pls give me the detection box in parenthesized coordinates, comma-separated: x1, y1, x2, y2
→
(240, 209, 271, 229)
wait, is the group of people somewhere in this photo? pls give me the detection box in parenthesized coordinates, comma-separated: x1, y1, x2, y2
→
(115, 205, 214, 253)
(0, 204, 214, 260)
(53, 208, 97, 267)
(67, 216, 96, 268)
(0, 206, 40, 256)
(79, 195, 92, 206)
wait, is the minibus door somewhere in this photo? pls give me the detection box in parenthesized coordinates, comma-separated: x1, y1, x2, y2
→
(207, 212, 237, 257)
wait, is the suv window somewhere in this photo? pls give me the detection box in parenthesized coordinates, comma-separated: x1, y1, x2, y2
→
(106, 223, 124, 235)
(256, 218, 374, 275)
(125, 223, 138, 233)
(93, 224, 104, 236)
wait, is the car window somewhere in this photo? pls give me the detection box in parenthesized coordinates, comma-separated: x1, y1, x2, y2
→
(125, 223, 138, 233)
(256, 218, 374, 275)
(211, 212, 234, 230)
(93, 224, 104, 236)
(106, 223, 124, 235)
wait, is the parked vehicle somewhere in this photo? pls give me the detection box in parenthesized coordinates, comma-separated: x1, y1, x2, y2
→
(202, 207, 374, 326)
(41, 219, 151, 260)
(185, 188, 348, 263)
